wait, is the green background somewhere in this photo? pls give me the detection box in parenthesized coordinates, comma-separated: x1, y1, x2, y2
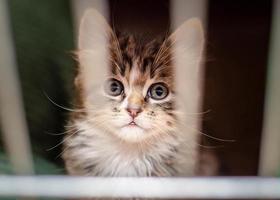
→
(1, 0, 75, 175)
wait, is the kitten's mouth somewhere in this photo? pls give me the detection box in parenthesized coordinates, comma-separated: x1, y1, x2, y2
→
(126, 121, 142, 128)
(129, 121, 136, 125)
(120, 121, 144, 130)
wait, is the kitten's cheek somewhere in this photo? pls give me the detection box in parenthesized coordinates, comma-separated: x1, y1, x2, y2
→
(135, 117, 153, 130)
(111, 116, 131, 128)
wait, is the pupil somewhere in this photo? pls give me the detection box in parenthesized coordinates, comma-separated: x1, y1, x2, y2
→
(155, 87, 163, 96)
(111, 83, 118, 92)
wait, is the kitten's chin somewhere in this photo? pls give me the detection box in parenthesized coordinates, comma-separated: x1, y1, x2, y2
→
(117, 125, 147, 142)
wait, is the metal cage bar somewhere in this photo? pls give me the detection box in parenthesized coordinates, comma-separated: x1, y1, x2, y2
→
(0, 0, 34, 175)
(259, 0, 280, 176)
(0, 176, 280, 199)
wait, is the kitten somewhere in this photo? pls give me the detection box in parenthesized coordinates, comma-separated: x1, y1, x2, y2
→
(62, 9, 205, 177)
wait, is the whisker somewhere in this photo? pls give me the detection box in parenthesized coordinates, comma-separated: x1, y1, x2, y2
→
(45, 131, 66, 136)
(180, 123, 235, 142)
(152, 121, 224, 150)
(44, 127, 79, 136)
(43, 91, 104, 113)
(56, 145, 70, 159)
(43, 91, 86, 113)
(185, 109, 211, 116)
(46, 129, 80, 151)
(196, 143, 224, 149)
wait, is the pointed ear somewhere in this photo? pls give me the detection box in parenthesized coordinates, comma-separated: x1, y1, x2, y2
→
(76, 9, 114, 103)
(171, 18, 205, 123)
(169, 18, 204, 61)
(78, 8, 114, 50)
(153, 18, 204, 74)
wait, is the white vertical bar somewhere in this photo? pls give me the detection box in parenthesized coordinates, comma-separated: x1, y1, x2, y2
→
(0, 0, 34, 174)
(259, 0, 280, 176)
(170, 0, 208, 174)
(171, 0, 208, 28)
(70, 0, 111, 113)
(170, 0, 208, 124)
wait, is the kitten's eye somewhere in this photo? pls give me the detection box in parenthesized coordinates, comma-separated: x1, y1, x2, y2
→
(104, 78, 124, 96)
(148, 83, 169, 100)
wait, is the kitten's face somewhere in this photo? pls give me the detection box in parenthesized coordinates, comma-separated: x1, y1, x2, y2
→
(97, 35, 176, 142)
(76, 9, 203, 143)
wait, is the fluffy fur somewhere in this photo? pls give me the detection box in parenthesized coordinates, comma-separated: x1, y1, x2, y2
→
(62, 9, 204, 177)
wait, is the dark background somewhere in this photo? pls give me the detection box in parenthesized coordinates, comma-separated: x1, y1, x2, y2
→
(0, 0, 272, 175)
(203, 1, 272, 175)
(108, 0, 272, 175)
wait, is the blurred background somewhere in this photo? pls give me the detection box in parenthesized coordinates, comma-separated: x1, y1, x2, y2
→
(0, 0, 279, 177)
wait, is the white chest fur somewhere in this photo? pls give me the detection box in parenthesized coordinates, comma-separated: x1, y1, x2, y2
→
(63, 121, 198, 177)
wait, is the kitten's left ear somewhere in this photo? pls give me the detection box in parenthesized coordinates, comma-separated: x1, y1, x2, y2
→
(169, 19, 205, 122)
(155, 18, 204, 71)
(169, 18, 204, 60)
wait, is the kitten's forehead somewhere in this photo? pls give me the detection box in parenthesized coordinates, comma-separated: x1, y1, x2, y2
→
(129, 61, 141, 84)
(110, 34, 174, 88)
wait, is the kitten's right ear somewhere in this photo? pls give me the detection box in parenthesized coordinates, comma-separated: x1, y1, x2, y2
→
(78, 9, 114, 50)
(77, 9, 115, 100)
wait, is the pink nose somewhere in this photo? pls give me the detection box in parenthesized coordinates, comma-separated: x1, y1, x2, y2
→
(126, 108, 142, 118)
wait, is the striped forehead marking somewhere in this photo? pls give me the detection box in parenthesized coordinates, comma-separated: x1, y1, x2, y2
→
(129, 60, 140, 85)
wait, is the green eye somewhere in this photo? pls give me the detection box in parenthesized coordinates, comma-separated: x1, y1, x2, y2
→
(148, 83, 169, 100)
(105, 78, 124, 96)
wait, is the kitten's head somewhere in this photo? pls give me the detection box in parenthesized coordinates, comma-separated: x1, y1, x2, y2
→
(75, 9, 204, 143)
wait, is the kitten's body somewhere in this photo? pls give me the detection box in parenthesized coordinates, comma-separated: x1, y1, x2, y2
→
(63, 9, 204, 177)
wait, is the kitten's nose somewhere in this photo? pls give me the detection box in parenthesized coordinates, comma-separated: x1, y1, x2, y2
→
(126, 107, 142, 119)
